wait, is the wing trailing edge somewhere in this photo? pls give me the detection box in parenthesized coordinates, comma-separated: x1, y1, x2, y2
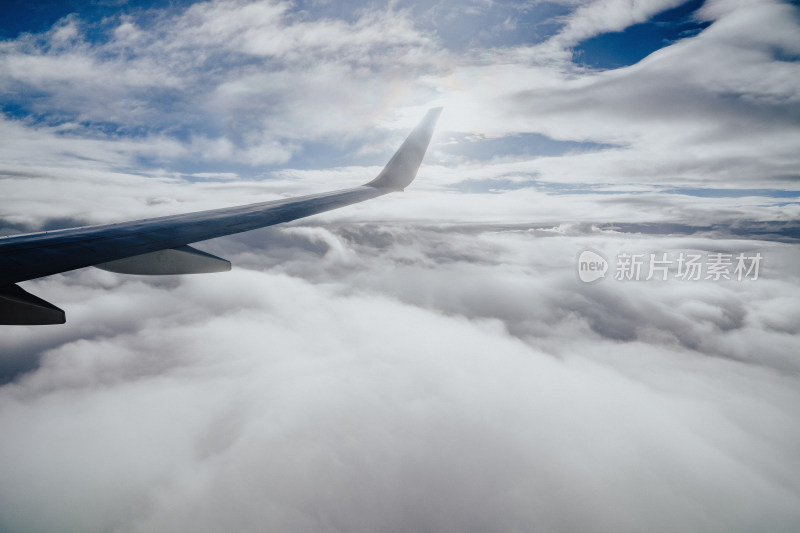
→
(96, 245, 231, 275)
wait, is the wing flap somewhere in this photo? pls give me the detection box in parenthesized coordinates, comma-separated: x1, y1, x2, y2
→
(95, 245, 231, 275)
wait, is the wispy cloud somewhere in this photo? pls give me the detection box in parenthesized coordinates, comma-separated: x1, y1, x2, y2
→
(0, 1, 443, 172)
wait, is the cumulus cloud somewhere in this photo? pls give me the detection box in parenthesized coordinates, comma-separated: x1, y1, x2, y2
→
(0, 0, 442, 166)
(429, 1, 800, 188)
(1, 0, 799, 194)
(2, 222, 800, 532)
(2, 1, 800, 532)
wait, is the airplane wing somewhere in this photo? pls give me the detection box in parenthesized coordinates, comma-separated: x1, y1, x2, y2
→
(0, 107, 442, 324)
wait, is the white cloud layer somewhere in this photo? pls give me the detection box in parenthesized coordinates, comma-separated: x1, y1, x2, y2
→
(1, 1, 800, 531)
(1, 224, 799, 532)
(0, 0, 797, 190)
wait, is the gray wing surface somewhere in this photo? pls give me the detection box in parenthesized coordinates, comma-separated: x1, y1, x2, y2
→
(0, 107, 442, 324)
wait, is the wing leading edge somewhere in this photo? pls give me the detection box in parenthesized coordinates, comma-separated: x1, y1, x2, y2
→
(0, 107, 442, 324)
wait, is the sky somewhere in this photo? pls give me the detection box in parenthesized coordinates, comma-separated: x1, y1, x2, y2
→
(1, 0, 800, 531)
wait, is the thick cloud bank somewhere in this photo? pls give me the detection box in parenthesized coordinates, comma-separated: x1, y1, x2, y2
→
(1, 223, 799, 533)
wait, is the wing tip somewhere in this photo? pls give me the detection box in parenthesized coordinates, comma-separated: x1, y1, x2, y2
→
(364, 107, 442, 190)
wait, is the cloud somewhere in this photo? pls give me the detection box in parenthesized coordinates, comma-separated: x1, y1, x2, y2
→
(427, 0, 800, 188)
(2, 222, 800, 532)
(550, 0, 688, 49)
(0, 1, 443, 159)
(2, 1, 800, 532)
(2, 0, 799, 193)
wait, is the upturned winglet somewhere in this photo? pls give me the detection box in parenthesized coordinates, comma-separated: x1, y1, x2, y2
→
(364, 107, 442, 191)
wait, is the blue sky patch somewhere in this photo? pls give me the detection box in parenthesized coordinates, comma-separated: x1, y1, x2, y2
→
(574, 0, 712, 69)
(0, 0, 192, 39)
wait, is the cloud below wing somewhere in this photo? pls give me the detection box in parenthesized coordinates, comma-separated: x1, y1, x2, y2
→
(1, 224, 799, 532)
